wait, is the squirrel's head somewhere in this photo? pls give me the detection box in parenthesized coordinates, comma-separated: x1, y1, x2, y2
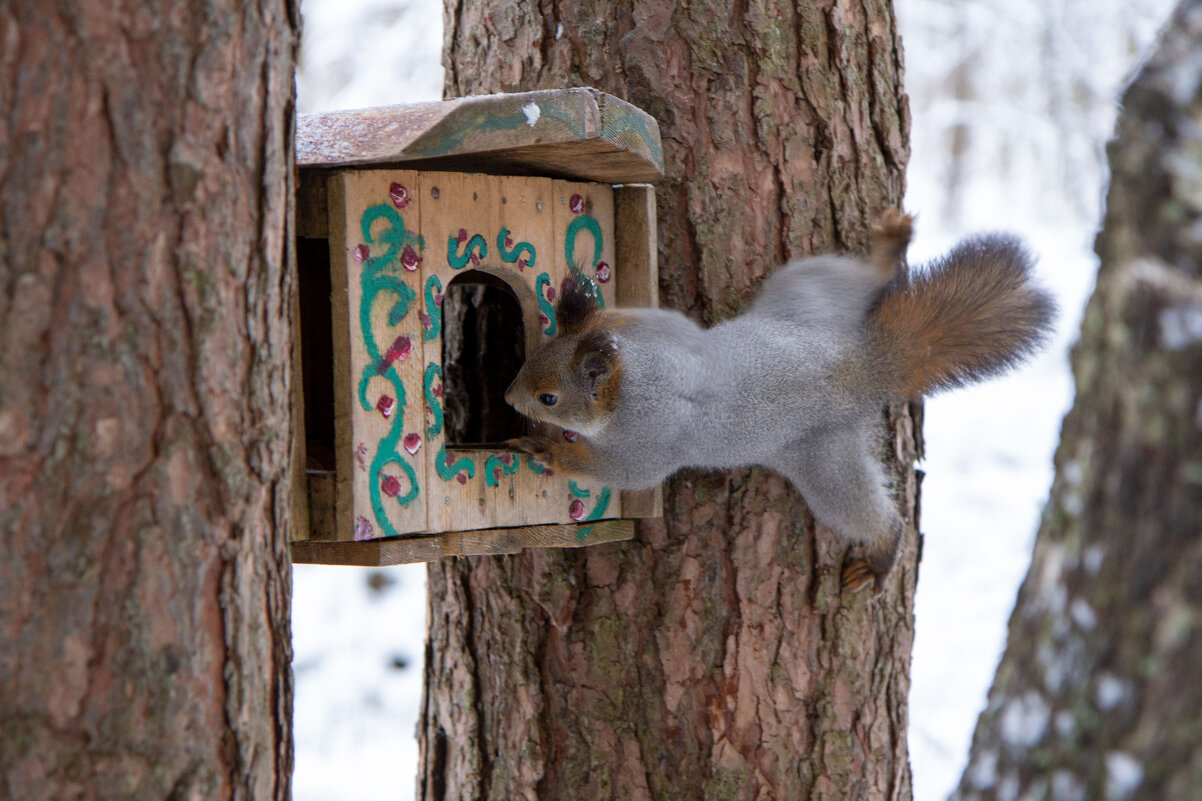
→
(504, 275, 620, 436)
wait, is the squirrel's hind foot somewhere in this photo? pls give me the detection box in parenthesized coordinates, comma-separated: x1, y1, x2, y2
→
(841, 518, 906, 596)
(840, 559, 878, 594)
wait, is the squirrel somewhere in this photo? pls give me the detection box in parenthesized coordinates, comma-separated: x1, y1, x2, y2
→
(505, 212, 1056, 592)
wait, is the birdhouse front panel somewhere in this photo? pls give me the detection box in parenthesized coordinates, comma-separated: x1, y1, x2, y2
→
(327, 168, 622, 542)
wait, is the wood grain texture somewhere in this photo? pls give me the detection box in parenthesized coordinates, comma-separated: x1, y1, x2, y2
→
(614, 184, 663, 519)
(291, 520, 634, 565)
(422, 1, 915, 800)
(337, 170, 430, 539)
(296, 88, 664, 182)
(308, 168, 629, 541)
(418, 171, 621, 533)
(0, 2, 299, 799)
(954, 6, 1202, 799)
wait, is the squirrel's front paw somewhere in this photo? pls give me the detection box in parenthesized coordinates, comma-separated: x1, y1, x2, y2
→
(507, 436, 556, 468)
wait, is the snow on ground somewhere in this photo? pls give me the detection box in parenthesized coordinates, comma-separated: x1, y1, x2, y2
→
(291, 3, 1174, 800)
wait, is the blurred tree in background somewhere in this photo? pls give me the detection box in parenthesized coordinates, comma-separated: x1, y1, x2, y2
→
(955, 2, 1202, 798)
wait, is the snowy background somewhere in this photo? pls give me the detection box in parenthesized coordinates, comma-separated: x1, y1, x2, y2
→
(291, 2, 1176, 799)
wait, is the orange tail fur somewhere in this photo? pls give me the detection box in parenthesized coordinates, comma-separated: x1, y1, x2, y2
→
(869, 235, 1057, 399)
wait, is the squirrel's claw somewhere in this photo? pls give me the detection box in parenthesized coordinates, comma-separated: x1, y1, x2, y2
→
(840, 559, 878, 594)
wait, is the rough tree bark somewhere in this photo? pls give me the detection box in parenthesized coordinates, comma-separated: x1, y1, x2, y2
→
(420, 2, 915, 800)
(953, 4, 1202, 800)
(0, 3, 299, 800)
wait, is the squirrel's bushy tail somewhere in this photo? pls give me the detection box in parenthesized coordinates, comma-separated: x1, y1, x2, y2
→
(869, 235, 1057, 398)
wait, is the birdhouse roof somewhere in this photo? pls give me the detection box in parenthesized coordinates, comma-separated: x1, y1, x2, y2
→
(297, 87, 664, 183)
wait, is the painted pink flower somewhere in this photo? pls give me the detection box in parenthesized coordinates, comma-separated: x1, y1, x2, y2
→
(354, 516, 374, 541)
(353, 244, 370, 264)
(596, 261, 611, 283)
(568, 499, 585, 521)
(569, 194, 585, 214)
(456, 473, 468, 485)
(401, 245, 421, 271)
(377, 344, 407, 374)
(381, 475, 402, 497)
(382, 335, 412, 366)
(376, 395, 395, 418)
(403, 433, 422, 455)
(389, 182, 410, 208)
(457, 228, 468, 243)
(354, 442, 369, 471)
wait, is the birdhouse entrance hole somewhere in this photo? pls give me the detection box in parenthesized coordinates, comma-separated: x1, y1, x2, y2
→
(441, 269, 529, 449)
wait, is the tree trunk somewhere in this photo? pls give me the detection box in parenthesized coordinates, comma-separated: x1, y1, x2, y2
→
(420, 2, 915, 800)
(952, 4, 1202, 800)
(0, 3, 299, 800)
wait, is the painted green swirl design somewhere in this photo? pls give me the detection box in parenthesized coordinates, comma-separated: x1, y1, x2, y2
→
(484, 454, 520, 487)
(424, 362, 475, 483)
(536, 272, 556, 336)
(447, 232, 487, 270)
(435, 444, 476, 481)
(563, 215, 605, 309)
(564, 215, 603, 269)
(423, 362, 444, 437)
(574, 485, 613, 541)
(356, 203, 422, 536)
(496, 226, 536, 269)
(423, 275, 443, 342)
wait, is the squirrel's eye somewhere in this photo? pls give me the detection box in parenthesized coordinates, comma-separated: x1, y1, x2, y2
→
(538, 393, 558, 407)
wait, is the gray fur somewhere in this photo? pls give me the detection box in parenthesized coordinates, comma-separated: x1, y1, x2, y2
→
(507, 231, 1053, 578)
(581, 255, 902, 548)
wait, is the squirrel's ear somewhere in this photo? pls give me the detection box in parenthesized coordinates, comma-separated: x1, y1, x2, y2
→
(556, 274, 600, 335)
(572, 329, 618, 391)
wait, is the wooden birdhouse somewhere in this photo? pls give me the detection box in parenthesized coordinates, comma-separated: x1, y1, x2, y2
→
(291, 88, 663, 566)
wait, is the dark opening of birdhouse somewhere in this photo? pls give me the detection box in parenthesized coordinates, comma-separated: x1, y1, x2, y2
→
(442, 270, 528, 448)
(297, 236, 337, 472)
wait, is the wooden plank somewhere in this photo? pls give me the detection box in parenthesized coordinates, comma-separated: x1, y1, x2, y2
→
(327, 174, 354, 541)
(296, 88, 664, 183)
(290, 520, 635, 565)
(553, 178, 618, 309)
(613, 183, 663, 519)
(329, 170, 430, 540)
(417, 171, 622, 532)
(306, 470, 336, 538)
(613, 184, 658, 307)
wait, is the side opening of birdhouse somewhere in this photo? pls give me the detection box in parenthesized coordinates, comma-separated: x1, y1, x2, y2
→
(289, 88, 665, 566)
